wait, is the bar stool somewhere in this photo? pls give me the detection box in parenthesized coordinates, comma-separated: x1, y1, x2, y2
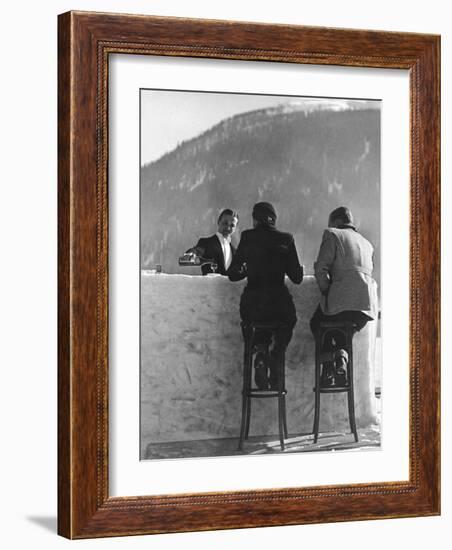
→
(313, 320, 358, 444)
(238, 322, 288, 451)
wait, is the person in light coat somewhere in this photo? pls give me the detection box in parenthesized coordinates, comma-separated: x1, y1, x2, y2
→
(310, 206, 378, 385)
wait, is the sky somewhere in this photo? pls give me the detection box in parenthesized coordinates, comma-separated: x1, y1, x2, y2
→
(140, 90, 379, 166)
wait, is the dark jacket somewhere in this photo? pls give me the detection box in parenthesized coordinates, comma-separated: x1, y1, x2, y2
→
(227, 225, 303, 288)
(193, 234, 235, 275)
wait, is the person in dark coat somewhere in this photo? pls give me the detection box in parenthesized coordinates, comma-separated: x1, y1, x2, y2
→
(187, 209, 239, 275)
(227, 202, 304, 390)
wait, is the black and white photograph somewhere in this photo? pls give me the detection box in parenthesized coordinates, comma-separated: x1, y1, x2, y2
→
(140, 89, 381, 460)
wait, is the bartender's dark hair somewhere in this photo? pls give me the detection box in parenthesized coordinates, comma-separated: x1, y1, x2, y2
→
(218, 209, 239, 223)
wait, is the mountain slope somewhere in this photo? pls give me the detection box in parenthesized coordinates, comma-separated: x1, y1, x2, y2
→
(141, 104, 380, 282)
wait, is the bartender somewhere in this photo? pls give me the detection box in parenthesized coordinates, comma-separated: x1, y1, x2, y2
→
(186, 209, 239, 275)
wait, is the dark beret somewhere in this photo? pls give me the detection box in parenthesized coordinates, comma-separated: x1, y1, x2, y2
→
(252, 202, 277, 225)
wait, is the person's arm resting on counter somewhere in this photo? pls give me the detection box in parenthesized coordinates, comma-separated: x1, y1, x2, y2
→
(314, 229, 336, 295)
(227, 235, 247, 281)
(286, 235, 304, 284)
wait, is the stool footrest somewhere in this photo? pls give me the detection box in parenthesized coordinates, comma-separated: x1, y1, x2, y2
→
(247, 390, 287, 398)
(313, 386, 350, 393)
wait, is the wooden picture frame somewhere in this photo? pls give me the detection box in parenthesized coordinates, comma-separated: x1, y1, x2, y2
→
(58, 11, 440, 539)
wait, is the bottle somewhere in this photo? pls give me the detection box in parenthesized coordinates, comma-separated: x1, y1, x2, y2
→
(178, 250, 215, 268)
(178, 252, 201, 266)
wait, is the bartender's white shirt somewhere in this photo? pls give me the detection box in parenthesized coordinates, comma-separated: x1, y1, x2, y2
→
(216, 232, 232, 270)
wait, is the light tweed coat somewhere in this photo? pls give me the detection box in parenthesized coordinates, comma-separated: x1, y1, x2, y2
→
(314, 227, 379, 318)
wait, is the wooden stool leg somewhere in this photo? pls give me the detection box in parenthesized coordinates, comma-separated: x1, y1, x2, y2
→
(281, 350, 288, 438)
(244, 327, 256, 439)
(313, 339, 321, 443)
(238, 399, 247, 450)
(347, 332, 358, 442)
(347, 391, 358, 442)
(282, 398, 288, 439)
(244, 395, 252, 439)
(238, 328, 252, 451)
(278, 347, 285, 450)
(278, 395, 285, 451)
(238, 366, 248, 450)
